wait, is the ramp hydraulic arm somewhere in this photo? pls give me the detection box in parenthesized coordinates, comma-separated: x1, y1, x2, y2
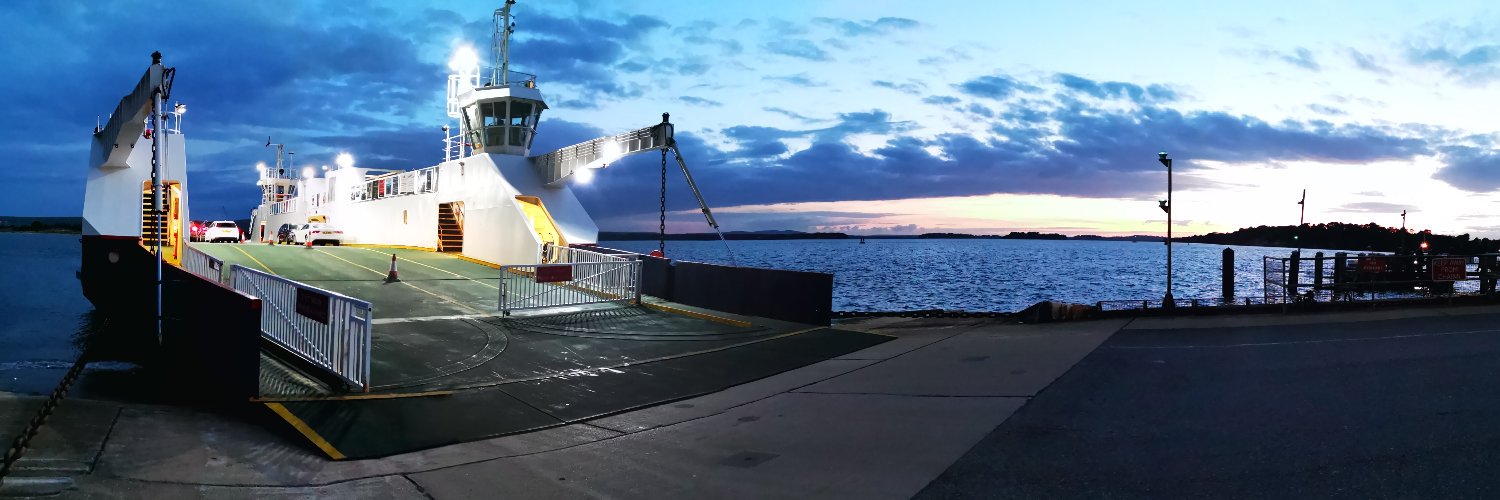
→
(529, 114, 737, 265)
(93, 53, 174, 170)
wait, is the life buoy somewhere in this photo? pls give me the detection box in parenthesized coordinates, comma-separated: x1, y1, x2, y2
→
(648, 249, 664, 258)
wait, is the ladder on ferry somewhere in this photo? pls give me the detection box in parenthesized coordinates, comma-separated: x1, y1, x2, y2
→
(438, 202, 464, 252)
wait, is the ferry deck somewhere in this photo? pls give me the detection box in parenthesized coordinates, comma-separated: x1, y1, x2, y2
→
(189, 242, 888, 459)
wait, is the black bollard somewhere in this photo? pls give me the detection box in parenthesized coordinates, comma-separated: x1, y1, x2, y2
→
(1313, 251, 1325, 291)
(1482, 255, 1497, 294)
(1222, 248, 1234, 303)
(1288, 250, 1301, 298)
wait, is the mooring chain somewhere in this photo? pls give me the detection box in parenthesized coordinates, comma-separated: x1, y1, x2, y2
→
(0, 353, 90, 481)
(658, 148, 667, 255)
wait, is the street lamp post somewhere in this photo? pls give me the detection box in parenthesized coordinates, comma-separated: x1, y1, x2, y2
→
(1158, 152, 1174, 307)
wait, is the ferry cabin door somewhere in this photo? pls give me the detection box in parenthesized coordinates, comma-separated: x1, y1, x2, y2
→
(514, 196, 566, 262)
(259, 222, 267, 242)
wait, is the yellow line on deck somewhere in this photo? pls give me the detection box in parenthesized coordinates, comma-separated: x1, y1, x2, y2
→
(346, 243, 437, 252)
(355, 247, 498, 290)
(253, 390, 454, 402)
(264, 402, 346, 460)
(229, 245, 276, 274)
(643, 302, 754, 327)
(314, 249, 490, 315)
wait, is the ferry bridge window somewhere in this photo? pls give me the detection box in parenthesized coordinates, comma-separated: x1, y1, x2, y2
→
(509, 101, 533, 147)
(481, 101, 505, 147)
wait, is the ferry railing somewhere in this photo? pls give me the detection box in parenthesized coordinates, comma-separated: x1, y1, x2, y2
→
(499, 259, 642, 315)
(181, 245, 226, 285)
(351, 166, 439, 203)
(230, 264, 372, 392)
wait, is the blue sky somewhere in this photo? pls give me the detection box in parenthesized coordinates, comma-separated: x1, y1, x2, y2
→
(5, 0, 1500, 236)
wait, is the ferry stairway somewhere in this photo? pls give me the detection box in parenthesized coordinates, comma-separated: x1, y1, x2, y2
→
(437, 202, 462, 252)
(139, 190, 168, 247)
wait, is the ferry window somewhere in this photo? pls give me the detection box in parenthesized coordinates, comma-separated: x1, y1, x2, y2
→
(481, 102, 502, 127)
(510, 102, 532, 126)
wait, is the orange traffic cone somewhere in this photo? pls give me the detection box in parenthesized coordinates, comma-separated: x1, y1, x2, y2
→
(305, 238, 313, 249)
(385, 254, 400, 283)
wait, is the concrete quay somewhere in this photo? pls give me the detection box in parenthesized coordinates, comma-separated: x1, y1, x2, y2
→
(8, 304, 1500, 498)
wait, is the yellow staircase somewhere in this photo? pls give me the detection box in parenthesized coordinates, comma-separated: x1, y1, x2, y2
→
(139, 182, 183, 266)
(438, 202, 464, 252)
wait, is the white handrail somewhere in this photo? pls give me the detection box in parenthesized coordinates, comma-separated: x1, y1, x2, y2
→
(231, 264, 373, 392)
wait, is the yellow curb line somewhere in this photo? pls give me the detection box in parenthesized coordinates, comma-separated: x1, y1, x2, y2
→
(643, 302, 754, 327)
(451, 253, 502, 269)
(264, 402, 346, 460)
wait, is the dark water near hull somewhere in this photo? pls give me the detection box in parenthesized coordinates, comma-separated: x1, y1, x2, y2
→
(0, 233, 142, 395)
(1, 233, 1322, 394)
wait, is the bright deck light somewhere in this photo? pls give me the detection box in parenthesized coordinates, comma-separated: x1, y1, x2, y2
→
(255, 162, 266, 174)
(335, 152, 355, 169)
(302, 166, 315, 179)
(448, 45, 480, 72)
(574, 167, 595, 184)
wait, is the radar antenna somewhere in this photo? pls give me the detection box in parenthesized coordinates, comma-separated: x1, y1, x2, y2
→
(492, 0, 517, 86)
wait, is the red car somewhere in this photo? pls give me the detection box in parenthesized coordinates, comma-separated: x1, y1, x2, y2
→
(189, 220, 207, 242)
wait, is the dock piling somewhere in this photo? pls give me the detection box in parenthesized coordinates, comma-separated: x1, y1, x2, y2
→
(1221, 248, 1234, 303)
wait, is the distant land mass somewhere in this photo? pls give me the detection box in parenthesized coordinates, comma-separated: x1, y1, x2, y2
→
(0, 216, 82, 233)
(598, 230, 1165, 241)
(1179, 222, 1499, 254)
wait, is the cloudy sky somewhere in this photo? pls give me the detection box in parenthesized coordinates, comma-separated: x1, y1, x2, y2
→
(5, 0, 1500, 236)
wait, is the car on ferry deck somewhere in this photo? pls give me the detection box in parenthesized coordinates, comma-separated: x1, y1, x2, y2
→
(276, 223, 296, 244)
(189, 220, 206, 242)
(293, 222, 345, 246)
(205, 220, 241, 243)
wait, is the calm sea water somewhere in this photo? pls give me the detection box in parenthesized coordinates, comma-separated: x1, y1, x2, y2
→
(606, 239, 1326, 312)
(0, 232, 1318, 393)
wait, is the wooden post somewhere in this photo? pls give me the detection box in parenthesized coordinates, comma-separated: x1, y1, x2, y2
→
(1221, 247, 1234, 303)
(1333, 252, 1347, 285)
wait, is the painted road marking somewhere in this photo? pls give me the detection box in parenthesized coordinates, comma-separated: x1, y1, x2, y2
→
(229, 244, 276, 274)
(1105, 328, 1500, 350)
(314, 248, 490, 316)
(354, 247, 499, 290)
(264, 402, 345, 460)
(447, 326, 828, 390)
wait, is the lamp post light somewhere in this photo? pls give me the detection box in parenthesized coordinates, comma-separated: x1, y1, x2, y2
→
(1158, 151, 1174, 308)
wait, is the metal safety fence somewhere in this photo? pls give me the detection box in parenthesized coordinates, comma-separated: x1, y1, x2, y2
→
(231, 264, 373, 392)
(182, 245, 226, 284)
(499, 259, 642, 315)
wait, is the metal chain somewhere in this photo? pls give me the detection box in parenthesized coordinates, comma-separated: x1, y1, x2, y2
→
(0, 352, 90, 481)
(658, 148, 667, 255)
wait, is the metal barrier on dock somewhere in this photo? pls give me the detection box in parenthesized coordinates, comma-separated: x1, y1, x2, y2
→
(500, 247, 641, 315)
(182, 245, 226, 284)
(231, 264, 372, 392)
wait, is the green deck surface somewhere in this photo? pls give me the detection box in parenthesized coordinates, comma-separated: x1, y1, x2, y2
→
(190, 242, 889, 459)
